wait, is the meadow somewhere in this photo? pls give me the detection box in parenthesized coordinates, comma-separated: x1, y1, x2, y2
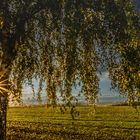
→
(7, 105, 140, 140)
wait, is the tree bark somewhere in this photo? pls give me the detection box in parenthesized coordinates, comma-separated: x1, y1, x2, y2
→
(0, 27, 17, 140)
(0, 95, 8, 140)
(0, 67, 10, 140)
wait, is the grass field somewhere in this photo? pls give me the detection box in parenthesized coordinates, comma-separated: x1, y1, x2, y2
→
(7, 105, 140, 140)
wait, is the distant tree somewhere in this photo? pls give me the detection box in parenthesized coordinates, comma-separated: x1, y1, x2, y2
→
(0, 0, 140, 139)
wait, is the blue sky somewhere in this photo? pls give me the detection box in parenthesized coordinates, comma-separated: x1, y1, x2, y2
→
(22, 72, 127, 104)
(98, 72, 127, 103)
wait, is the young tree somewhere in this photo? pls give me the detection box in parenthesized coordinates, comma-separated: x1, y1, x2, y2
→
(0, 0, 139, 139)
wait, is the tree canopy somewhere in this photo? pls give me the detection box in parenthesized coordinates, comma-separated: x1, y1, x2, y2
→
(0, 0, 140, 106)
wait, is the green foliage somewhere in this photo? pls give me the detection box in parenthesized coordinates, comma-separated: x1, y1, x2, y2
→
(0, 0, 139, 105)
(105, 1, 140, 104)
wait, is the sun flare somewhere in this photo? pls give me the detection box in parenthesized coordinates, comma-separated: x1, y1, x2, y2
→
(0, 74, 10, 96)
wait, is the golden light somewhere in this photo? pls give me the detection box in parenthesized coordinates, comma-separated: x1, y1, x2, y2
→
(0, 72, 10, 96)
(0, 79, 10, 96)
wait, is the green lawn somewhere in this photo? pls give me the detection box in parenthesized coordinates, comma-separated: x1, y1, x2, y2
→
(7, 105, 140, 140)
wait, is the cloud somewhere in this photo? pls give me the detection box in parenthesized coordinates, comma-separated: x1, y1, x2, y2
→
(22, 86, 33, 95)
(99, 71, 109, 82)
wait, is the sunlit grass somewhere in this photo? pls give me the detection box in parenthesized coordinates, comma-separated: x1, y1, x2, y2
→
(7, 105, 140, 140)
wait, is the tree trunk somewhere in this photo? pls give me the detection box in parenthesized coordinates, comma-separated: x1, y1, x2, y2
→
(0, 69, 10, 140)
(0, 27, 17, 139)
(0, 65, 13, 140)
(0, 95, 8, 140)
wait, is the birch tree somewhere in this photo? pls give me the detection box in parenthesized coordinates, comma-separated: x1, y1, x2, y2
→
(0, 0, 139, 139)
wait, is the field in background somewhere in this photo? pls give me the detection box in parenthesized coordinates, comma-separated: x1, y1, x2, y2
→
(7, 105, 140, 140)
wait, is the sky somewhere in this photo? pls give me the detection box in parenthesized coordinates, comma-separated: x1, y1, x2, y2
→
(22, 72, 127, 104)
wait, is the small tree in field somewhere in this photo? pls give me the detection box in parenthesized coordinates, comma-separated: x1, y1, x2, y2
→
(0, 0, 140, 139)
